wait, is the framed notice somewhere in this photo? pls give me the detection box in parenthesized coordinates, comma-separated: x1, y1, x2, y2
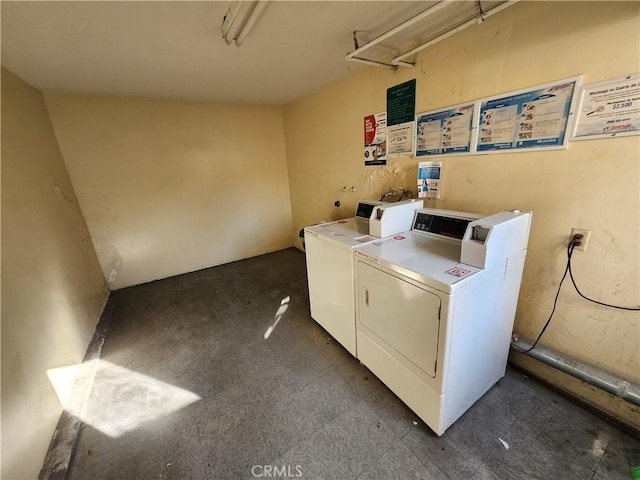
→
(475, 76, 580, 153)
(416, 102, 476, 156)
(570, 73, 640, 141)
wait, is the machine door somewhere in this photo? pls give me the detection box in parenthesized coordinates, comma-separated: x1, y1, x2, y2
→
(357, 262, 441, 377)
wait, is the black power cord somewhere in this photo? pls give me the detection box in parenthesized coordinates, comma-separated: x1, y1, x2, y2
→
(519, 234, 640, 353)
(568, 249, 640, 311)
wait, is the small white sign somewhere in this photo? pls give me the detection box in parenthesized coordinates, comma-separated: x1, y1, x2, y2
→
(445, 266, 471, 277)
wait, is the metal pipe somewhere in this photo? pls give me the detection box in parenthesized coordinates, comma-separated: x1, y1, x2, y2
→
(511, 339, 640, 406)
(348, 56, 398, 70)
(392, 0, 518, 64)
(346, 0, 453, 61)
(348, 57, 413, 70)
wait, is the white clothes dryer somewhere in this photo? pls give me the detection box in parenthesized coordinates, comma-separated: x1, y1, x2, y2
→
(353, 208, 532, 435)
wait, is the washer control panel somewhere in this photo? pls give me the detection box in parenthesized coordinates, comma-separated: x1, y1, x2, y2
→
(355, 201, 381, 220)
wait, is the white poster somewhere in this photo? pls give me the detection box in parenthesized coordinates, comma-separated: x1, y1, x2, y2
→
(571, 73, 640, 140)
(387, 121, 414, 156)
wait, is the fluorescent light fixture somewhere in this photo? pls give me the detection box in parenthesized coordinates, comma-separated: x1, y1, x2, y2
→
(221, 1, 267, 47)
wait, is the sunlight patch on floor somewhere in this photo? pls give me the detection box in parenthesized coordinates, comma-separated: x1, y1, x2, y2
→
(47, 359, 201, 437)
(264, 295, 290, 339)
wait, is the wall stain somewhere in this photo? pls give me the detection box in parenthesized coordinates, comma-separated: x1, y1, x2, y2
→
(363, 161, 403, 200)
(103, 244, 122, 285)
(53, 183, 77, 207)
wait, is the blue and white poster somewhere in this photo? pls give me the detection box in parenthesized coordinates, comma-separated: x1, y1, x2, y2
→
(476, 77, 580, 152)
(417, 161, 442, 199)
(416, 102, 475, 156)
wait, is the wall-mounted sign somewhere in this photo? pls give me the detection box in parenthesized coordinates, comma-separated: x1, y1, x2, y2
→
(387, 79, 416, 126)
(475, 76, 580, 153)
(364, 112, 387, 166)
(416, 102, 476, 156)
(387, 79, 416, 156)
(387, 123, 414, 156)
(417, 161, 442, 199)
(570, 73, 640, 141)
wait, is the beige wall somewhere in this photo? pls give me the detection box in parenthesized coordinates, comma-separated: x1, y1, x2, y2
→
(44, 94, 293, 289)
(1, 69, 109, 479)
(284, 1, 639, 419)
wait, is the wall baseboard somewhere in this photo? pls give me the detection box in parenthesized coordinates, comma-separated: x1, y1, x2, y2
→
(38, 295, 115, 480)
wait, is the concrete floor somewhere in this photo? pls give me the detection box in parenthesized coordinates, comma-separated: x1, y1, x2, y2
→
(63, 248, 638, 480)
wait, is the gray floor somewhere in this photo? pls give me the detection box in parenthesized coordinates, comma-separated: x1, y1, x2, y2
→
(66, 248, 638, 480)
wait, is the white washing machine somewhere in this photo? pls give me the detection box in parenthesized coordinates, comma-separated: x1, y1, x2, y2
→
(353, 208, 531, 435)
(305, 199, 423, 356)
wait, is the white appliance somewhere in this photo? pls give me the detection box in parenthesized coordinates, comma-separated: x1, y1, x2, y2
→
(369, 201, 428, 238)
(304, 199, 423, 356)
(353, 208, 532, 435)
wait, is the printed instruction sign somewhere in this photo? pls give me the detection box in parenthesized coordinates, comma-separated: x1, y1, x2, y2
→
(386, 79, 416, 157)
(417, 161, 442, 199)
(387, 79, 416, 126)
(364, 112, 387, 165)
(388, 122, 414, 156)
(475, 77, 580, 153)
(416, 102, 476, 156)
(570, 73, 640, 140)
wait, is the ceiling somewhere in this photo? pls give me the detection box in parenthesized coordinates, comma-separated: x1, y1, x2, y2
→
(1, 1, 507, 106)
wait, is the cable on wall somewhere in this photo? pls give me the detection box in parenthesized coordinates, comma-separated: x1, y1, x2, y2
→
(516, 234, 640, 354)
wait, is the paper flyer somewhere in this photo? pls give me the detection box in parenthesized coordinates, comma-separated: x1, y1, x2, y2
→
(417, 161, 442, 199)
(364, 112, 387, 165)
(388, 121, 415, 156)
(571, 73, 640, 140)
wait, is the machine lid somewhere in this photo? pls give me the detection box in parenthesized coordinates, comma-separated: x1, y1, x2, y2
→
(355, 200, 382, 220)
(353, 232, 482, 293)
(305, 217, 378, 250)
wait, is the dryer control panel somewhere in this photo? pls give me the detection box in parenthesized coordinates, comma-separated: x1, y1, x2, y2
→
(411, 208, 482, 241)
(413, 212, 473, 239)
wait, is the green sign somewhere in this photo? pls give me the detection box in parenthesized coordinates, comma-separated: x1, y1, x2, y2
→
(387, 79, 416, 126)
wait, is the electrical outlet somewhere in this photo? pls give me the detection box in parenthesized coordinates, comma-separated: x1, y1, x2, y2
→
(570, 228, 591, 252)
